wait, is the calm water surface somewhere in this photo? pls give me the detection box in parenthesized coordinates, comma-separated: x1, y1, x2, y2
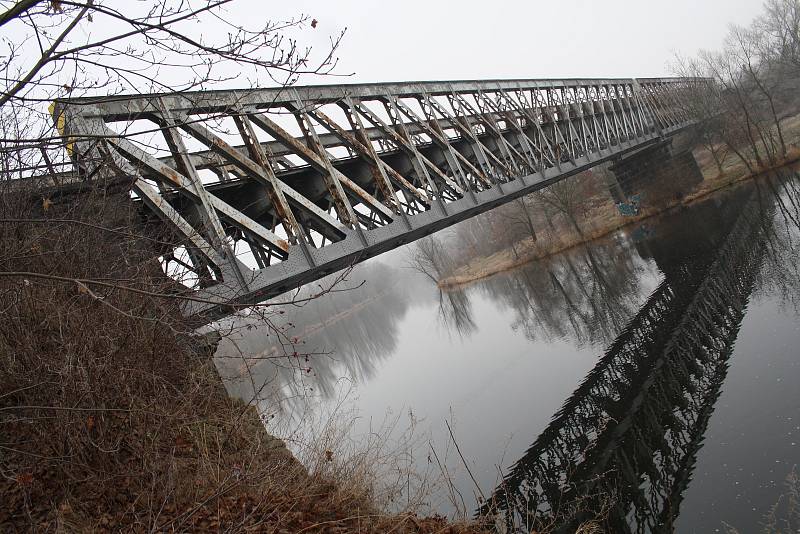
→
(215, 173, 800, 533)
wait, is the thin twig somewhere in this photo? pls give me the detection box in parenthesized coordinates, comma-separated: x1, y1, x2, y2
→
(445, 419, 486, 502)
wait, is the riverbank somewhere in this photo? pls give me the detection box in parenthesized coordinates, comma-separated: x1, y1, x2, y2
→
(438, 138, 800, 290)
(0, 186, 490, 533)
(3, 354, 487, 532)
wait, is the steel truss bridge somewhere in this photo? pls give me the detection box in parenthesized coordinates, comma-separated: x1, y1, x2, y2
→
(54, 77, 701, 321)
(477, 188, 770, 533)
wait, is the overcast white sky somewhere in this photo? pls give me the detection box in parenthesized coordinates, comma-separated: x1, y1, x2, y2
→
(3, 0, 772, 98)
(247, 0, 767, 84)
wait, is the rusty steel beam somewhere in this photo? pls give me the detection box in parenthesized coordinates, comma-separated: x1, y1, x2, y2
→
(52, 77, 706, 322)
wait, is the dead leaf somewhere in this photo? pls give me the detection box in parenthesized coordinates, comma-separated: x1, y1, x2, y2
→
(311, 18, 318, 28)
(175, 435, 192, 452)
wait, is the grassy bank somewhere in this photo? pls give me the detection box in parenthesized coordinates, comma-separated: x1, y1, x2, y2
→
(439, 133, 800, 290)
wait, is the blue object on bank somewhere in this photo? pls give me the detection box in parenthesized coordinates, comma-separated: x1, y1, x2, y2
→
(617, 194, 641, 216)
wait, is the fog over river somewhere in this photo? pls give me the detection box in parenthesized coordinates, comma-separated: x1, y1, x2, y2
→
(215, 173, 800, 533)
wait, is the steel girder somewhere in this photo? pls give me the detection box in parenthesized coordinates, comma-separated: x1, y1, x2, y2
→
(54, 77, 704, 322)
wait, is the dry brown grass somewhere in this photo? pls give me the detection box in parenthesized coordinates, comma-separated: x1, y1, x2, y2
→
(0, 180, 490, 532)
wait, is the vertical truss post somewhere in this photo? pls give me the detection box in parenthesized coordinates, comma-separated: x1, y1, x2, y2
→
(389, 94, 480, 203)
(489, 86, 540, 174)
(445, 89, 510, 184)
(341, 95, 413, 229)
(291, 98, 362, 232)
(311, 102, 430, 212)
(512, 83, 561, 170)
(232, 106, 315, 266)
(157, 102, 250, 292)
(419, 92, 492, 191)
(382, 97, 449, 215)
(467, 89, 524, 176)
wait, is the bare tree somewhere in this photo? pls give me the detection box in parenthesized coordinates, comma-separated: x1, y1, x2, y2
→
(758, 0, 800, 72)
(675, 0, 800, 175)
(407, 234, 453, 283)
(729, 23, 787, 159)
(534, 177, 588, 237)
(0, 0, 344, 178)
(673, 56, 730, 175)
(493, 197, 538, 259)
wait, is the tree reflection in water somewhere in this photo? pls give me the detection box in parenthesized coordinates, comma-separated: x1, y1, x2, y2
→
(465, 222, 657, 348)
(436, 287, 476, 338)
(213, 261, 415, 422)
(478, 174, 800, 533)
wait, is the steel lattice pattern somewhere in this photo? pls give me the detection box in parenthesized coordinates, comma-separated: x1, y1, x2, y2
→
(55, 77, 701, 320)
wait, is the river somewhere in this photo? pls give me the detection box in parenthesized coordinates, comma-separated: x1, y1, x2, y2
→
(214, 171, 800, 533)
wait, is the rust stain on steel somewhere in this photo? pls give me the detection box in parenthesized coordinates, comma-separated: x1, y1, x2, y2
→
(253, 110, 394, 220)
(162, 167, 182, 186)
(321, 106, 429, 205)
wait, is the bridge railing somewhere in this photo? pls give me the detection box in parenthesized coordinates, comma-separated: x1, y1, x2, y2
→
(52, 77, 706, 321)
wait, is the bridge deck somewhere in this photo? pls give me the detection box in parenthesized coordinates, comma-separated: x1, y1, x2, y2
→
(53, 77, 703, 322)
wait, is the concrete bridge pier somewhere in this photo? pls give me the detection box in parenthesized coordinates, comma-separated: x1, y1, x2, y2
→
(608, 138, 704, 210)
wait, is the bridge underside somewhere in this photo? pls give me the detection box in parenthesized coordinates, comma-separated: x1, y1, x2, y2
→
(54, 78, 701, 322)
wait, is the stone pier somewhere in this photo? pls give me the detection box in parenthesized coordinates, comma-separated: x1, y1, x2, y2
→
(608, 138, 704, 209)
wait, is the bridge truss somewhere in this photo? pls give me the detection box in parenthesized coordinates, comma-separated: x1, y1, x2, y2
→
(55, 77, 700, 321)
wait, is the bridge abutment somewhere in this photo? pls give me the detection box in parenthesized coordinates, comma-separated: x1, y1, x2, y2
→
(609, 138, 704, 209)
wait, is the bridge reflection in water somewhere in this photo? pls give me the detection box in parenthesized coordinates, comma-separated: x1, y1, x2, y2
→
(213, 170, 799, 530)
(478, 186, 773, 533)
